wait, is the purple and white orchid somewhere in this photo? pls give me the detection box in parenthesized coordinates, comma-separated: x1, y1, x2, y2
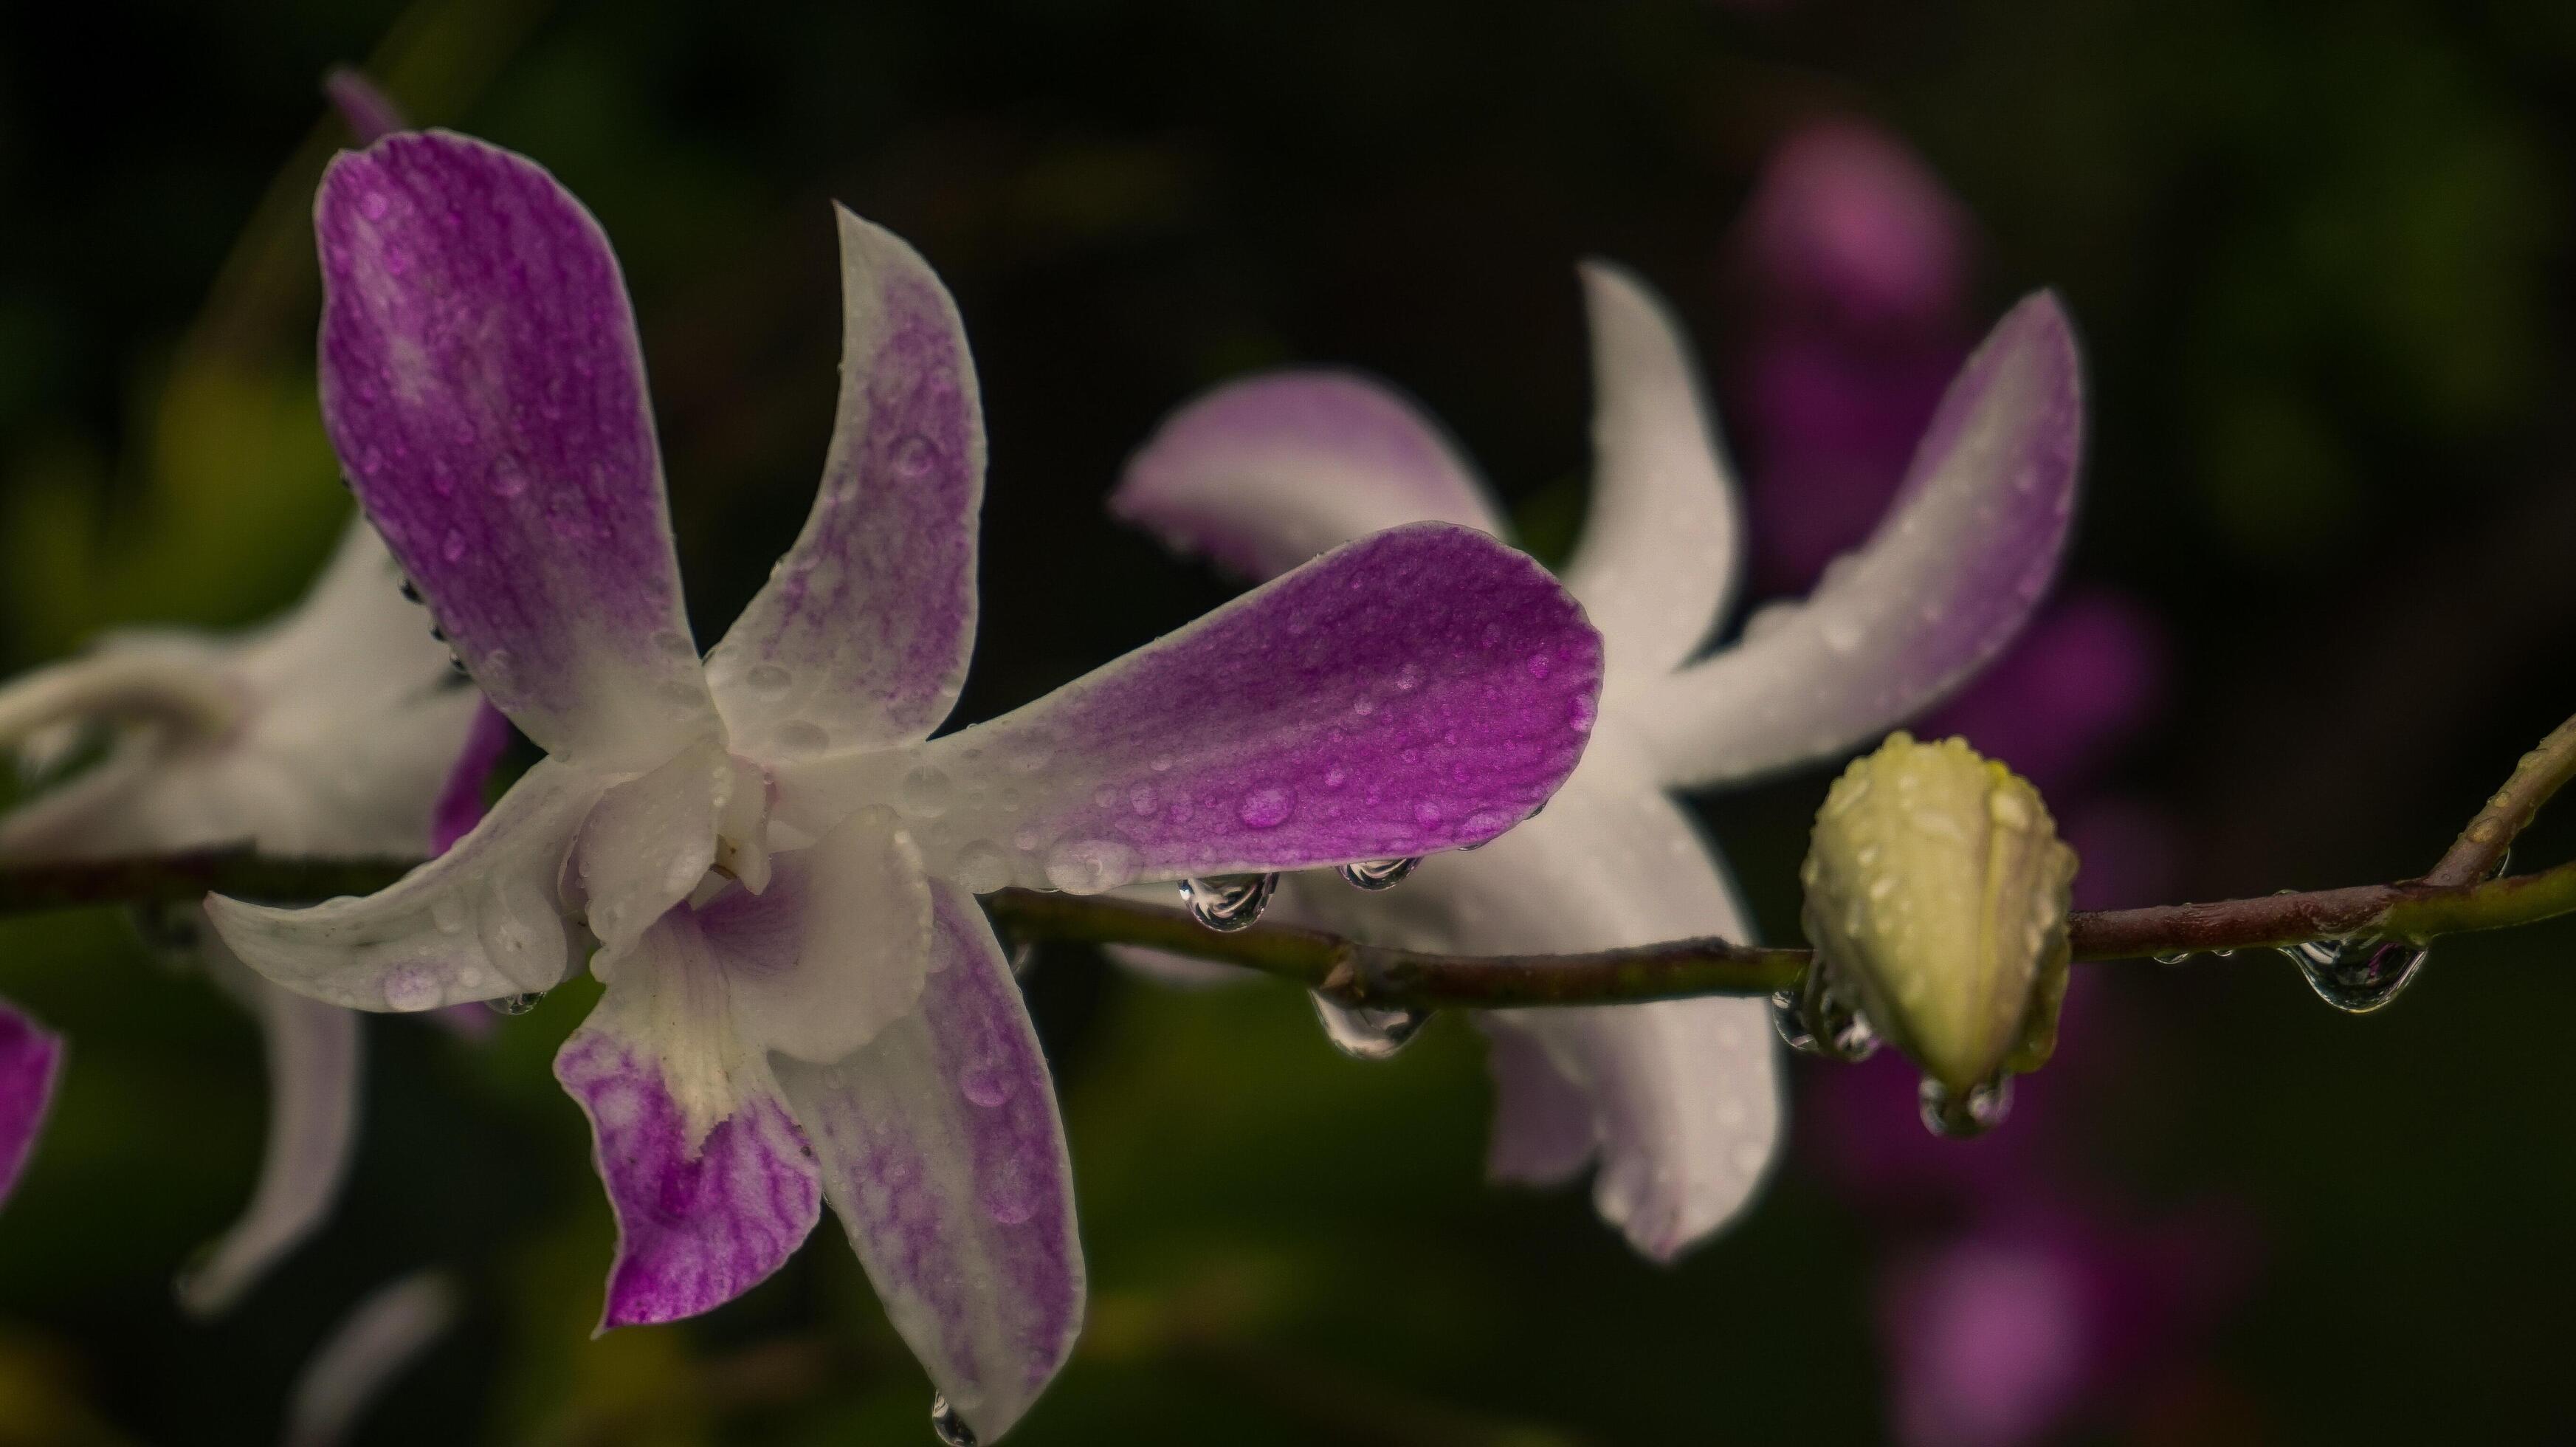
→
(205, 131, 1602, 1440)
(0, 516, 487, 1310)
(1112, 264, 2081, 1261)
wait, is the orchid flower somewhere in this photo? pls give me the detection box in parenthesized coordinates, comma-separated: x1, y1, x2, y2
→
(204, 130, 1602, 1440)
(0, 1001, 63, 1214)
(0, 516, 486, 1310)
(1111, 265, 2081, 1261)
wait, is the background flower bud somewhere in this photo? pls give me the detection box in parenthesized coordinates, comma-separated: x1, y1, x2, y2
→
(1800, 733, 2079, 1094)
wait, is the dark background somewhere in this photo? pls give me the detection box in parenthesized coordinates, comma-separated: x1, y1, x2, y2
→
(3, 1, 2574, 1442)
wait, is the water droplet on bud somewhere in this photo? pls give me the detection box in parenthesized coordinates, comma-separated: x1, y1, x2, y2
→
(1918, 1071, 2013, 1138)
(486, 992, 543, 1016)
(1182, 873, 1276, 931)
(1339, 857, 1419, 890)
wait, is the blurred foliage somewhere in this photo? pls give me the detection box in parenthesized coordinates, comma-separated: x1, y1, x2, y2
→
(4, 0, 2575, 1443)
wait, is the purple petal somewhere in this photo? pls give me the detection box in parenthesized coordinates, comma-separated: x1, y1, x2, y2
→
(1736, 118, 1972, 329)
(429, 701, 513, 856)
(182, 946, 364, 1316)
(557, 1025, 822, 1328)
(1112, 371, 1504, 582)
(705, 209, 982, 756)
(827, 523, 1602, 893)
(774, 881, 1081, 1442)
(1558, 263, 1743, 687)
(208, 759, 601, 1011)
(1638, 292, 2084, 789)
(0, 998, 63, 1209)
(315, 131, 715, 770)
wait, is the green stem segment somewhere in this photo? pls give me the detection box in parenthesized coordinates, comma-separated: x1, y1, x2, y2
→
(7, 846, 2573, 1011)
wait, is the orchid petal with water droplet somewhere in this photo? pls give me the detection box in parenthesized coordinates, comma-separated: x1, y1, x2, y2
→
(211, 128, 1599, 1437)
(1108, 264, 2084, 1261)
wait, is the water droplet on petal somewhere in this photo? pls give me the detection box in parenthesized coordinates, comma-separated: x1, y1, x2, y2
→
(430, 896, 468, 934)
(775, 721, 830, 757)
(440, 528, 467, 563)
(959, 1064, 1012, 1108)
(900, 766, 955, 819)
(2281, 937, 2427, 1014)
(1312, 994, 1430, 1060)
(953, 842, 1013, 895)
(1339, 857, 1419, 890)
(486, 991, 543, 1016)
(744, 662, 791, 697)
(490, 467, 528, 498)
(1043, 838, 1139, 895)
(1919, 1071, 2013, 1138)
(1181, 873, 1275, 931)
(383, 965, 442, 1012)
(893, 433, 939, 478)
(358, 190, 390, 221)
(931, 1395, 979, 1447)
(1236, 786, 1295, 829)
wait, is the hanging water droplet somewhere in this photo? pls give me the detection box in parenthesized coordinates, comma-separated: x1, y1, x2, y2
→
(930, 1395, 979, 1447)
(399, 577, 422, 604)
(2280, 936, 2427, 1014)
(1312, 993, 1430, 1060)
(2152, 950, 2191, 966)
(2485, 847, 2513, 881)
(486, 991, 543, 1016)
(1769, 960, 1878, 1061)
(1918, 1071, 2014, 1138)
(1339, 857, 1419, 890)
(1182, 873, 1276, 932)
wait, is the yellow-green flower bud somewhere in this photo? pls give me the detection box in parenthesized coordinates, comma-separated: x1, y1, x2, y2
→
(1799, 733, 2079, 1096)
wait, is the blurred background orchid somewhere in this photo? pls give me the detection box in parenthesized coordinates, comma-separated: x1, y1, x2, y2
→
(5, 0, 2576, 1443)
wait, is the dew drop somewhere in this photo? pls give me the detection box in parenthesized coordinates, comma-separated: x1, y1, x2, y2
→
(430, 896, 469, 934)
(2281, 937, 2427, 1014)
(1817, 613, 1864, 654)
(440, 528, 467, 563)
(1742, 601, 1797, 642)
(900, 766, 956, 819)
(1919, 1072, 2014, 1138)
(931, 1395, 979, 1447)
(775, 721, 830, 757)
(490, 467, 528, 499)
(1236, 786, 1295, 829)
(2152, 950, 2192, 966)
(1312, 994, 1431, 1060)
(1182, 873, 1276, 931)
(744, 662, 792, 697)
(486, 991, 543, 1017)
(1043, 838, 1139, 895)
(1411, 800, 1444, 828)
(954, 842, 1013, 895)
(1339, 857, 1419, 891)
(959, 1064, 1013, 1108)
(1769, 960, 1878, 1061)
(892, 433, 939, 478)
(358, 190, 390, 221)
(382, 965, 442, 1012)
(1526, 653, 1553, 680)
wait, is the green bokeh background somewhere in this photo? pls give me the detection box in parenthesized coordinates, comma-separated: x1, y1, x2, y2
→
(4, 1, 2575, 1442)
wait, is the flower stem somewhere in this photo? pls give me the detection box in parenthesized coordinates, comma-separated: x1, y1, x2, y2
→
(7, 712, 2575, 1010)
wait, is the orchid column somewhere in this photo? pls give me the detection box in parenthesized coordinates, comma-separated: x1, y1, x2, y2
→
(209, 131, 1603, 1443)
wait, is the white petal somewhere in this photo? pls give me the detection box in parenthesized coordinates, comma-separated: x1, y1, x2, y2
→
(774, 880, 1082, 1442)
(716, 813, 934, 1065)
(280, 1270, 461, 1447)
(1633, 293, 2084, 789)
(0, 517, 486, 862)
(1111, 370, 1506, 582)
(1560, 262, 1744, 695)
(1277, 733, 1782, 1261)
(180, 938, 365, 1316)
(568, 740, 738, 963)
(207, 759, 601, 1012)
(704, 208, 985, 755)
